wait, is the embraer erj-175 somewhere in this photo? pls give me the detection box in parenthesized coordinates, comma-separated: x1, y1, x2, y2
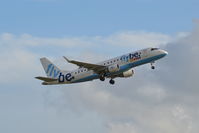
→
(35, 47, 168, 85)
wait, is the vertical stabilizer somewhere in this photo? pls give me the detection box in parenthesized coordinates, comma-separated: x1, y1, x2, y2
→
(40, 58, 61, 78)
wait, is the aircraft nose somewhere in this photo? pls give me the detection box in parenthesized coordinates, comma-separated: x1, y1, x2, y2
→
(164, 50, 168, 55)
(162, 50, 168, 56)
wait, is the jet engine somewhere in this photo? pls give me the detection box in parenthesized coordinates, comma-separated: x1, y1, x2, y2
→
(107, 64, 120, 73)
(119, 69, 134, 78)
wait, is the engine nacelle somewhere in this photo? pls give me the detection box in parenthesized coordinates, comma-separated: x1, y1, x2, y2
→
(108, 64, 120, 73)
(120, 69, 134, 78)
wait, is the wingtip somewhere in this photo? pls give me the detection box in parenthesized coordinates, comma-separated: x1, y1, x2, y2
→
(63, 56, 70, 62)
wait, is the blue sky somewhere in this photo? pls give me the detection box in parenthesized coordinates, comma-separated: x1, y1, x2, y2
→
(0, 0, 199, 133)
(0, 0, 198, 36)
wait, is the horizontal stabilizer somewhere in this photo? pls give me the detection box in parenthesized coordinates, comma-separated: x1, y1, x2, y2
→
(35, 76, 57, 82)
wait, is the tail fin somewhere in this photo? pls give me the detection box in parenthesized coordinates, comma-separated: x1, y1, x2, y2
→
(40, 57, 61, 78)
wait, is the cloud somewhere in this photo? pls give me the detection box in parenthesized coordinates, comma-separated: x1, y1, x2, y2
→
(108, 122, 139, 133)
(0, 49, 40, 84)
(43, 22, 199, 133)
(0, 31, 173, 55)
(104, 31, 172, 48)
(136, 84, 167, 101)
(0, 31, 172, 83)
(0, 33, 92, 48)
(1, 23, 199, 133)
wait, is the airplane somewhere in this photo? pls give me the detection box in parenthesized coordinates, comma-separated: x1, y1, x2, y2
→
(35, 47, 168, 85)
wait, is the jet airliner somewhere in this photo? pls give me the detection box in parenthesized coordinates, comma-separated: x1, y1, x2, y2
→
(35, 47, 168, 85)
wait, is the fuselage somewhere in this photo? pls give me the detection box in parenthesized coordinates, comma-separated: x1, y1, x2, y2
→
(42, 47, 167, 85)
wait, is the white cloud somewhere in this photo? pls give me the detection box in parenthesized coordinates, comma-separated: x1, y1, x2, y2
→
(0, 31, 173, 83)
(0, 49, 40, 84)
(0, 31, 174, 53)
(0, 33, 93, 48)
(105, 31, 172, 48)
(0, 23, 199, 133)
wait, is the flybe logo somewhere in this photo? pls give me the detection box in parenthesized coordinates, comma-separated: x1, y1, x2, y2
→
(58, 73, 74, 82)
(46, 64, 60, 78)
(129, 52, 141, 62)
(46, 64, 74, 82)
(120, 52, 141, 62)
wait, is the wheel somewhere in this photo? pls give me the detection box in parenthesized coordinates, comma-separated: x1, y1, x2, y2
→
(109, 79, 115, 85)
(100, 76, 105, 81)
(150, 62, 155, 69)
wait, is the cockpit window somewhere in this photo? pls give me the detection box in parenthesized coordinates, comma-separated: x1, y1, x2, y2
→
(151, 48, 159, 51)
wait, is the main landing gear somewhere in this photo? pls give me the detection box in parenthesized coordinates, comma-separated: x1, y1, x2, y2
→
(99, 74, 115, 85)
(100, 75, 115, 85)
(109, 79, 115, 85)
(100, 75, 105, 81)
(151, 62, 155, 69)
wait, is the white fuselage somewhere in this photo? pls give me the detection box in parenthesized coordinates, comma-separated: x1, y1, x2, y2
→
(43, 48, 167, 85)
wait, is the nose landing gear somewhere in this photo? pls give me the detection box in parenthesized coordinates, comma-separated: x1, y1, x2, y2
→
(151, 62, 155, 69)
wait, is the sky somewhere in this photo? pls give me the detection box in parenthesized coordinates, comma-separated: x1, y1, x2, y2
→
(0, 0, 198, 36)
(0, 0, 199, 133)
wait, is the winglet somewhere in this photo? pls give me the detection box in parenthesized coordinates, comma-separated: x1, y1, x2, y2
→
(63, 56, 71, 63)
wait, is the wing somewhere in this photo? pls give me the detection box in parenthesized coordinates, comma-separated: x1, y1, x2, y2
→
(35, 76, 57, 82)
(63, 56, 106, 73)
